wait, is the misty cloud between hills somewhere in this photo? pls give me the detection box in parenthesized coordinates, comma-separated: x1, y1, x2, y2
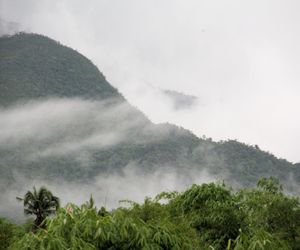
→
(0, 98, 218, 220)
(2, 164, 215, 222)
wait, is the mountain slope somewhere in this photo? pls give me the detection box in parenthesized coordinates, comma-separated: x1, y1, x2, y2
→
(0, 33, 299, 196)
(0, 33, 122, 106)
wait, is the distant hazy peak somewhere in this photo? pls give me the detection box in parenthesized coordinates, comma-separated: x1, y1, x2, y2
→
(163, 89, 198, 110)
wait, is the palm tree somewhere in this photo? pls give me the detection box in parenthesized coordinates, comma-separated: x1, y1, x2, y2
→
(17, 186, 60, 228)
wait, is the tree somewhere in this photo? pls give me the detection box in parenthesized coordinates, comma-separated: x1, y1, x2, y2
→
(168, 183, 243, 250)
(17, 186, 60, 229)
(257, 176, 283, 194)
(235, 177, 300, 249)
(9, 203, 193, 250)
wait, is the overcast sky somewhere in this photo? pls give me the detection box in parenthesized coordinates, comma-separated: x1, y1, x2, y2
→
(1, 0, 300, 162)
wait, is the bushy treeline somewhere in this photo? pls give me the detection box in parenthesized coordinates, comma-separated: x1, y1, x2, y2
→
(1, 177, 300, 249)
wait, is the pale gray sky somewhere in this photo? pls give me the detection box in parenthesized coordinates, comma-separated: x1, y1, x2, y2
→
(1, 0, 300, 162)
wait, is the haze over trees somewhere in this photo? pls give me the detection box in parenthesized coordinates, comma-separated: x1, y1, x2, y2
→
(0, 33, 300, 249)
(0, 33, 299, 203)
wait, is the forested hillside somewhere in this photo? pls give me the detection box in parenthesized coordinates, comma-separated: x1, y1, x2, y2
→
(0, 33, 122, 106)
(0, 33, 299, 209)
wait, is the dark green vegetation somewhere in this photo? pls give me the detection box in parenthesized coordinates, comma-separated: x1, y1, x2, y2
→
(0, 33, 122, 106)
(0, 33, 299, 198)
(1, 179, 300, 249)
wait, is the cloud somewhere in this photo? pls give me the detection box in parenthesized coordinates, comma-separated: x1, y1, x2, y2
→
(0, 162, 216, 222)
(1, 0, 300, 158)
(0, 98, 148, 160)
(0, 96, 217, 174)
(1, 0, 299, 162)
(0, 18, 20, 35)
(0, 97, 223, 220)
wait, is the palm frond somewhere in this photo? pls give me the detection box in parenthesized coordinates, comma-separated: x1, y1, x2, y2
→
(21, 186, 60, 227)
(16, 196, 23, 201)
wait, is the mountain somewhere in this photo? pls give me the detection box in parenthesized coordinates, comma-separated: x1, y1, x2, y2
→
(163, 89, 198, 110)
(0, 33, 299, 197)
(0, 32, 122, 106)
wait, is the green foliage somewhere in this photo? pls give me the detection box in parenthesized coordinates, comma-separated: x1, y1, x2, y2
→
(0, 33, 122, 107)
(168, 183, 243, 249)
(0, 218, 17, 250)
(10, 203, 191, 250)
(230, 229, 291, 250)
(3, 178, 300, 249)
(119, 195, 201, 249)
(236, 178, 300, 249)
(120, 197, 167, 223)
(257, 177, 283, 194)
(0, 218, 27, 250)
(17, 186, 60, 229)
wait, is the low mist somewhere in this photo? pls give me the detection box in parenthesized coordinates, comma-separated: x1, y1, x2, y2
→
(1, 164, 215, 221)
(0, 98, 217, 221)
(2, 0, 300, 162)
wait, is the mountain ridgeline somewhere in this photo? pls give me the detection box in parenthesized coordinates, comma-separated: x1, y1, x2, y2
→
(0, 33, 299, 196)
(0, 33, 122, 106)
